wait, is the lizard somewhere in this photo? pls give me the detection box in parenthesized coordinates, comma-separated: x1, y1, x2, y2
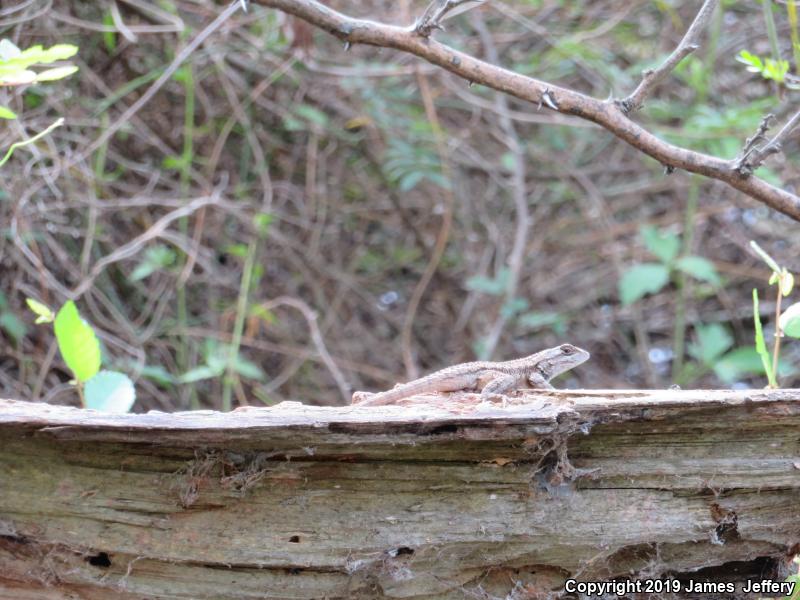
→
(351, 344, 589, 407)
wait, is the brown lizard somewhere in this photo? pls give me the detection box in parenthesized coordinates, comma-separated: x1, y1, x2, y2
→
(352, 344, 589, 407)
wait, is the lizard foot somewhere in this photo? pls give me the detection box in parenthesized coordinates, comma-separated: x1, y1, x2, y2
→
(351, 391, 373, 405)
(479, 393, 509, 408)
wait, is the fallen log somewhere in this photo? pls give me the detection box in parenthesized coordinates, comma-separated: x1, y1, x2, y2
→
(1, 389, 799, 599)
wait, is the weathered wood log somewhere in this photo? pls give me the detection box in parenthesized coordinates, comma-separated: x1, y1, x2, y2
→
(2, 390, 800, 599)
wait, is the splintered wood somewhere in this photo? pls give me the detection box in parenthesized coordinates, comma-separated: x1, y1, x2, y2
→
(1, 390, 799, 599)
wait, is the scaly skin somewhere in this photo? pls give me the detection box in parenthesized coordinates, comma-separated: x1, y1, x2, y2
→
(352, 344, 589, 407)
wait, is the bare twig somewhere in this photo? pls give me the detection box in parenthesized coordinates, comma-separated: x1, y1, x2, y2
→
(620, 0, 718, 113)
(70, 194, 222, 298)
(472, 12, 531, 359)
(737, 110, 800, 175)
(66, 0, 245, 168)
(400, 65, 455, 379)
(260, 296, 351, 403)
(248, 0, 800, 222)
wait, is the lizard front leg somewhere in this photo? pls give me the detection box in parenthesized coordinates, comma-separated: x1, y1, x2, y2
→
(527, 372, 554, 389)
(478, 371, 518, 403)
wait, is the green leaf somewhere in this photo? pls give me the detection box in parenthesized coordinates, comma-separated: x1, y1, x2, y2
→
(0, 311, 26, 342)
(0, 39, 21, 62)
(138, 364, 175, 386)
(736, 50, 763, 72)
(517, 311, 567, 335)
(779, 302, 800, 338)
(753, 289, 776, 387)
(675, 256, 721, 285)
(619, 263, 670, 305)
(781, 270, 794, 296)
(102, 12, 117, 52)
(465, 268, 511, 296)
(130, 244, 176, 281)
(177, 365, 220, 384)
(398, 171, 425, 191)
(294, 104, 329, 127)
(84, 370, 136, 413)
(712, 347, 765, 384)
(233, 355, 266, 381)
(54, 300, 102, 383)
(688, 323, 733, 364)
(26, 297, 54, 323)
(641, 226, 680, 264)
(500, 297, 529, 319)
(0, 105, 16, 119)
(32, 65, 79, 82)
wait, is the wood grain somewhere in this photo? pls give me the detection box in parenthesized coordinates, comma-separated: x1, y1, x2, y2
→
(1, 390, 799, 598)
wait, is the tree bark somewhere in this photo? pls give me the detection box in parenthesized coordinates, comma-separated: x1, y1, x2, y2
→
(2, 390, 800, 599)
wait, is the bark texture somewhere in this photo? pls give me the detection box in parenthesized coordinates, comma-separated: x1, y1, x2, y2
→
(1, 390, 800, 599)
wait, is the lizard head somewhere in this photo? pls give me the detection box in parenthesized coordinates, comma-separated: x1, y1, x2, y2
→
(536, 344, 590, 379)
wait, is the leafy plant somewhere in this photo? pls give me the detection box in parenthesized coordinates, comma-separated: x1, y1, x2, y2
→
(178, 339, 265, 384)
(619, 225, 720, 305)
(27, 299, 136, 412)
(466, 268, 568, 336)
(750, 241, 796, 388)
(0, 39, 79, 167)
(736, 50, 799, 89)
(0, 39, 79, 118)
(0, 292, 27, 344)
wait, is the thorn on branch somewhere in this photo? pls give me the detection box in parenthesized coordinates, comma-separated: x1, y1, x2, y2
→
(735, 113, 777, 176)
(414, 0, 484, 37)
(537, 88, 559, 111)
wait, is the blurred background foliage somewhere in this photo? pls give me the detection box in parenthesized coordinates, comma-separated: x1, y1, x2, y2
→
(1, 0, 799, 410)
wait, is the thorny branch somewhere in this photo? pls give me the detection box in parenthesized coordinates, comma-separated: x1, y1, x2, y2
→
(247, 0, 800, 221)
(737, 110, 800, 175)
(620, 0, 719, 113)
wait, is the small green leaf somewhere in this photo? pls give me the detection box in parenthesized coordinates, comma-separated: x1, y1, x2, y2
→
(253, 212, 273, 235)
(177, 365, 220, 384)
(294, 104, 329, 127)
(54, 300, 102, 383)
(500, 297, 529, 319)
(102, 12, 117, 52)
(224, 243, 248, 258)
(753, 289, 775, 387)
(517, 311, 567, 335)
(233, 355, 266, 381)
(465, 268, 511, 296)
(0, 105, 16, 119)
(26, 297, 54, 323)
(130, 244, 176, 281)
(736, 50, 763, 72)
(675, 255, 721, 285)
(32, 65, 79, 82)
(688, 323, 733, 364)
(779, 302, 800, 338)
(781, 270, 794, 296)
(84, 370, 136, 413)
(619, 263, 670, 305)
(0, 311, 26, 342)
(713, 347, 765, 384)
(138, 364, 175, 386)
(0, 39, 21, 61)
(641, 226, 680, 264)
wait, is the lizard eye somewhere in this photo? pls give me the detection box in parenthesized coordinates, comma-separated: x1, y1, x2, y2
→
(560, 345, 574, 355)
